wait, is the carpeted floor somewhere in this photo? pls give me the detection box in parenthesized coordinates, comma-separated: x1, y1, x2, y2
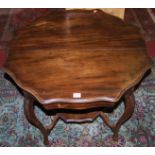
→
(0, 59, 155, 147)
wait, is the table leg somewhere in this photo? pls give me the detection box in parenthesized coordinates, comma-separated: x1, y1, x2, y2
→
(112, 90, 135, 141)
(24, 95, 59, 145)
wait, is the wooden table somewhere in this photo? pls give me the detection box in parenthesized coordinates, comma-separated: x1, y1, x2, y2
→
(3, 9, 152, 145)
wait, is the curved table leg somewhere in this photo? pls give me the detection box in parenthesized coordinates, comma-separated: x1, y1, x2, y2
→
(24, 95, 59, 145)
(112, 90, 135, 141)
(100, 112, 113, 130)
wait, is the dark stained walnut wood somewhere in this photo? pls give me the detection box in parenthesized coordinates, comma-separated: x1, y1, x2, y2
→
(3, 9, 152, 105)
(112, 88, 135, 141)
(3, 9, 152, 145)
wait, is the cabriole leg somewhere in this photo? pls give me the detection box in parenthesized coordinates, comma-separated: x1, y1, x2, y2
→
(24, 94, 59, 145)
(112, 90, 135, 140)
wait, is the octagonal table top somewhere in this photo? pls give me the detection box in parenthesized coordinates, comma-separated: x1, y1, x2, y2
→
(3, 9, 152, 104)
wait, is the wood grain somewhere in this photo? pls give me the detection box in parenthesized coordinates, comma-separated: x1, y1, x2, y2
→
(3, 9, 152, 105)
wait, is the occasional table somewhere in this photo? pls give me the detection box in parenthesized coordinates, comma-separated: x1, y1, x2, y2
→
(3, 10, 152, 145)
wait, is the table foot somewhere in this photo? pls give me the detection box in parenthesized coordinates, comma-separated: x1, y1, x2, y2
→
(112, 133, 119, 141)
(112, 90, 135, 141)
(24, 95, 59, 146)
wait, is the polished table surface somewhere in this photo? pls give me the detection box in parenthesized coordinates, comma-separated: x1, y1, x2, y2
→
(4, 9, 152, 105)
(3, 9, 152, 145)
